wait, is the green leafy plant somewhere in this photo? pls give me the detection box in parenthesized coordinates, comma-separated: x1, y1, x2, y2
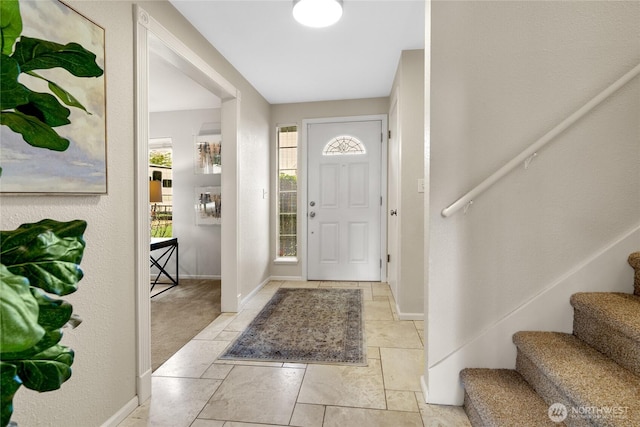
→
(0, 0, 104, 176)
(0, 219, 87, 427)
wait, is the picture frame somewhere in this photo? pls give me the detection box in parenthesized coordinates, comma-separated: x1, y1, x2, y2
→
(195, 186, 221, 225)
(194, 134, 222, 175)
(0, 0, 107, 194)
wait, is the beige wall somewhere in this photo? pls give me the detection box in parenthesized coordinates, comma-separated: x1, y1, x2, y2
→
(428, 0, 640, 404)
(2, 1, 271, 425)
(270, 98, 390, 279)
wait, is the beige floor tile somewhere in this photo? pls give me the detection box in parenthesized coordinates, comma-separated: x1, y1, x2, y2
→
(290, 403, 326, 427)
(222, 423, 289, 427)
(281, 281, 320, 288)
(153, 340, 229, 378)
(214, 330, 239, 341)
(198, 365, 304, 425)
(319, 281, 359, 288)
(414, 320, 425, 331)
(215, 360, 284, 367)
(201, 363, 233, 380)
(386, 390, 419, 412)
(123, 377, 221, 427)
(364, 299, 394, 321)
(262, 280, 283, 290)
(323, 406, 423, 427)
(117, 418, 148, 427)
(366, 321, 423, 349)
(194, 313, 236, 340)
(416, 392, 471, 426)
(190, 420, 225, 427)
(368, 346, 381, 359)
(283, 362, 307, 369)
(371, 283, 393, 297)
(360, 286, 374, 301)
(380, 347, 424, 391)
(297, 359, 386, 409)
(224, 309, 260, 332)
(242, 292, 274, 310)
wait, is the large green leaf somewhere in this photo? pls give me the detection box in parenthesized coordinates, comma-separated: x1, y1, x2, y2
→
(0, 0, 21, 56)
(0, 220, 87, 249)
(0, 219, 87, 296)
(16, 91, 71, 127)
(30, 290, 73, 331)
(0, 54, 29, 110)
(0, 266, 45, 354)
(26, 71, 91, 115)
(12, 36, 103, 78)
(0, 110, 70, 151)
(0, 329, 63, 362)
(15, 344, 74, 392)
(0, 362, 22, 427)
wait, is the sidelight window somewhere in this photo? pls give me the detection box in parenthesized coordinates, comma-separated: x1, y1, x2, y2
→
(277, 125, 298, 258)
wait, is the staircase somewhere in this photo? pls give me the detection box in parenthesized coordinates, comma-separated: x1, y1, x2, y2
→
(460, 252, 640, 426)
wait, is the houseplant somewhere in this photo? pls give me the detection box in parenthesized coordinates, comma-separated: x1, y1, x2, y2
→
(0, 219, 87, 427)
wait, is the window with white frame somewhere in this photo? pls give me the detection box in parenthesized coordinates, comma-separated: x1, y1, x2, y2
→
(277, 126, 298, 258)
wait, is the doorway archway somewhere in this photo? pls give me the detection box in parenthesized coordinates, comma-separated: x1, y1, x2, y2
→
(134, 5, 240, 403)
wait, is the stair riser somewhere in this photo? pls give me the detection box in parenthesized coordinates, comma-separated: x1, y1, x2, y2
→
(573, 309, 640, 377)
(516, 352, 594, 427)
(463, 392, 484, 427)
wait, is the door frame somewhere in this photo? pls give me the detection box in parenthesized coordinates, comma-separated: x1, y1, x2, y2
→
(134, 5, 240, 404)
(300, 115, 388, 282)
(387, 88, 401, 296)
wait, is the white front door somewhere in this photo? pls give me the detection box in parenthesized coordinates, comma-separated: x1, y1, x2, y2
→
(307, 119, 383, 281)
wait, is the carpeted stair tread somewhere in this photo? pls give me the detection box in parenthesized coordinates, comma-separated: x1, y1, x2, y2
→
(628, 252, 640, 296)
(570, 293, 640, 341)
(514, 331, 640, 426)
(460, 368, 563, 426)
(571, 292, 640, 376)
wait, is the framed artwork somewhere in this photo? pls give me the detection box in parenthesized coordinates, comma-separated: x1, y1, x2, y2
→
(195, 186, 221, 225)
(194, 134, 221, 175)
(0, 0, 107, 194)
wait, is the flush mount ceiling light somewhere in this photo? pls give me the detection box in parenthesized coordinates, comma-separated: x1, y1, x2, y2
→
(293, 0, 343, 28)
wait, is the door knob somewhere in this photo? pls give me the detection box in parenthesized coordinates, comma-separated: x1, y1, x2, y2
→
(309, 211, 316, 218)
(310, 201, 316, 207)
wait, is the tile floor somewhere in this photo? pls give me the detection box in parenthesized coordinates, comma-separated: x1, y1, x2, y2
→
(119, 281, 471, 427)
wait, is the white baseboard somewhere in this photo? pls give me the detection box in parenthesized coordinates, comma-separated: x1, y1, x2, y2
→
(420, 375, 429, 403)
(137, 368, 152, 404)
(179, 274, 221, 280)
(239, 276, 272, 308)
(100, 396, 138, 427)
(396, 304, 424, 321)
(269, 275, 304, 281)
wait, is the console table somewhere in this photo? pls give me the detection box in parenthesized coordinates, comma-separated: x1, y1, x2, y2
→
(150, 237, 178, 297)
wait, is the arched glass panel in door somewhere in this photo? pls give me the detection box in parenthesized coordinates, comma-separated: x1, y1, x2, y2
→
(322, 135, 366, 156)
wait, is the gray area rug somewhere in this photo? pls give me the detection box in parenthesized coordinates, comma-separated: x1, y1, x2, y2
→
(220, 287, 366, 365)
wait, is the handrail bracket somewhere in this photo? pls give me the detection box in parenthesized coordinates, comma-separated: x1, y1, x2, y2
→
(524, 152, 538, 170)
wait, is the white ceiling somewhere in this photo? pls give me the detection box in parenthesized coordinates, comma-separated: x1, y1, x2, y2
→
(150, 0, 424, 111)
